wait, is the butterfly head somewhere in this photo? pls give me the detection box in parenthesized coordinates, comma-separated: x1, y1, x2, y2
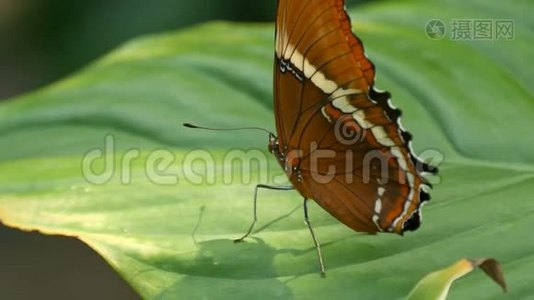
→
(268, 133, 279, 156)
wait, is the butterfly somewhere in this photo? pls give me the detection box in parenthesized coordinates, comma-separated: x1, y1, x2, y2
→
(186, 0, 437, 275)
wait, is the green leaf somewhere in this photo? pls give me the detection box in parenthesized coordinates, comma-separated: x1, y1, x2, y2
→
(0, 0, 532, 299)
(406, 258, 507, 300)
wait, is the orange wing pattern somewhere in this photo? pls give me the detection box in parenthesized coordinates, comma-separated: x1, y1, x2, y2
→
(272, 0, 436, 234)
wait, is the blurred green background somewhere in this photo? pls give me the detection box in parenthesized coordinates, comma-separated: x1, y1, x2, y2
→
(0, 0, 273, 100)
(0, 0, 365, 100)
(0, 1, 370, 299)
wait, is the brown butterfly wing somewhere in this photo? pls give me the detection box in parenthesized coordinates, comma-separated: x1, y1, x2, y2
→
(273, 0, 435, 234)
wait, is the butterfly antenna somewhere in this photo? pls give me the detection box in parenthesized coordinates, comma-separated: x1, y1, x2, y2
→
(183, 123, 275, 137)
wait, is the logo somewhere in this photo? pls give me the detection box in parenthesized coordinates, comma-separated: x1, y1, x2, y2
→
(425, 19, 446, 40)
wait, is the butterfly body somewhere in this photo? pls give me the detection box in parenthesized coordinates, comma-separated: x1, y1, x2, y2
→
(184, 0, 438, 274)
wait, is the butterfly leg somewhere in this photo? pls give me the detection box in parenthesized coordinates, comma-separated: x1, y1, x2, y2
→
(234, 184, 294, 243)
(304, 198, 326, 276)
